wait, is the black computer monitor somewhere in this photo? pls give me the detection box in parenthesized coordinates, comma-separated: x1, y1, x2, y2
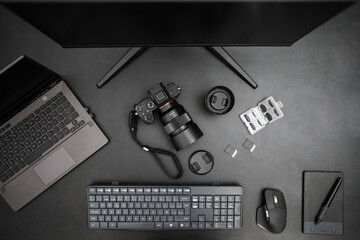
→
(4, 1, 352, 88)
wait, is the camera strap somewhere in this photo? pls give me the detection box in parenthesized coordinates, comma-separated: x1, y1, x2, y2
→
(129, 111, 183, 179)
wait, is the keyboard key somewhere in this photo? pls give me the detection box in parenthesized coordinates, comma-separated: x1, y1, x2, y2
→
(63, 107, 75, 117)
(12, 165, 20, 173)
(0, 174, 9, 183)
(89, 222, 99, 229)
(235, 203, 241, 215)
(89, 209, 100, 215)
(57, 115, 65, 122)
(18, 161, 26, 169)
(23, 124, 30, 131)
(40, 127, 47, 134)
(19, 151, 26, 158)
(6, 169, 14, 177)
(39, 112, 46, 118)
(174, 216, 190, 222)
(180, 196, 190, 202)
(164, 222, 178, 229)
(117, 222, 155, 229)
(51, 119, 59, 126)
(56, 96, 67, 105)
(89, 202, 99, 208)
(234, 216, 241, 228)
(0, 164, 9, 175)
(56, 132, 65, 139)
(64, 112, 79, 125)
(214, 222, 226, 228)
(24, 131, 31, 138)
(179, 222, 190, 228)
(183, 188, 191, 194)
(51, 111, 59, 117)
(51, 136, 59, 143)
(7, 144, 14, 151)
(1, 156, 9, 164)
(101, 221, 108, 229)
(35, 132, 42, 139)
(62, 101, 71, 109)
(31, 143, 38, 150)
(45, 108, 52, 114)
(176, 188, 183, 194)
(58, 122, 65, 129)
(50, 103, 57, 110)
(29, 127, 36, 134)
(88, 188, 96, 194)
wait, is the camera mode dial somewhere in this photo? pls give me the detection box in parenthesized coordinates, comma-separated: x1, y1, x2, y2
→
(147, 101, 155, 109)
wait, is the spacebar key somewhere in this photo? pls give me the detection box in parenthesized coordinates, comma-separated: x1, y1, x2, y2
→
(24, 140, 54, 165)
(116, 222, 155, 229)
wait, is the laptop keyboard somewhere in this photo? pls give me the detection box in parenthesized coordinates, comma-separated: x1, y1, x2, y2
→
(0, 92, 85, 183)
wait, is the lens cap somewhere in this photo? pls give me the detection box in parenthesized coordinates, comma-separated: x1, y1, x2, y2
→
(205, 86, 235, 114)
(189, 150, 214, 175)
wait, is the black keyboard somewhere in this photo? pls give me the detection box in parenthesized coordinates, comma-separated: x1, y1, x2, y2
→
(0, 92, 84, 183)
(87, 185, 243, 230)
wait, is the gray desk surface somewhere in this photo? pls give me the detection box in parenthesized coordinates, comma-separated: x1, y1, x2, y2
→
(1, 2, 360, 240)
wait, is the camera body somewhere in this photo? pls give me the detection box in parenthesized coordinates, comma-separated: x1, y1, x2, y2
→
(135, 82, 181, 123)
(134, 82, 203, 151)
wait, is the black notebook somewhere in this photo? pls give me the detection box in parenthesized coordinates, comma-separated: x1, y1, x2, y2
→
(302, 171, 344, 235)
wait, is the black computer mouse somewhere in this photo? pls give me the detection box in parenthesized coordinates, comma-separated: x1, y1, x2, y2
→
(256, 189, 287, 234)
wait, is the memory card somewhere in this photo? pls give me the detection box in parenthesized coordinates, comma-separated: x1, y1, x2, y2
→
(243, 139, 256, 152)
(224, 144, 238, 158)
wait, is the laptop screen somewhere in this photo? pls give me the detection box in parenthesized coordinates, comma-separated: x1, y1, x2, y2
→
(0, 56, 58, 125)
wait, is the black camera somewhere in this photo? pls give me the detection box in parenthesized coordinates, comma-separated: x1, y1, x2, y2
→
(134, 82, 203, 150)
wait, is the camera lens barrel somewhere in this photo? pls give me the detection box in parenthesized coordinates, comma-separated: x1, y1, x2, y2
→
(159, 100, 203, 151)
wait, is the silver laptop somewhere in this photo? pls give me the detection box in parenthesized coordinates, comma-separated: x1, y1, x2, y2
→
(0, 56, 108, 211)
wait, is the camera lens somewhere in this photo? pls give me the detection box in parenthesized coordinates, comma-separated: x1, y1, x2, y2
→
(159, 100, 203, 151)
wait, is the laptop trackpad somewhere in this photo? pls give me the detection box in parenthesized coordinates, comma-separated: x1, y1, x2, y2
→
(34, 147, 75, 185)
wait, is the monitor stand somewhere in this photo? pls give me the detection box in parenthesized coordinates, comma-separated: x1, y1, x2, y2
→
(96, 46, 258, 89)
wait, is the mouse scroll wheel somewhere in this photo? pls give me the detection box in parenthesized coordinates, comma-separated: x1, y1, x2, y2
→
(265, 208, 270, 222)
(273, 195, 278, 207)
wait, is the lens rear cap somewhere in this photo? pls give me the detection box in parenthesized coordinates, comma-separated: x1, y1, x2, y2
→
(205, 86, 235, 114)
(189, 150, 214, 175)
